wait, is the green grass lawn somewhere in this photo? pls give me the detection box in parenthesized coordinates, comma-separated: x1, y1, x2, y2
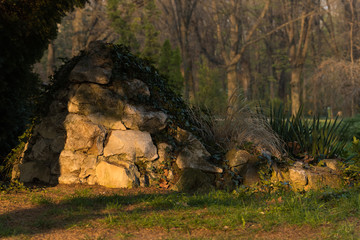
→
(0, 184, 359, 239)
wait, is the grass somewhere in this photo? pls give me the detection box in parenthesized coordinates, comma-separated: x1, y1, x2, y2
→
(0, 185, 359, 239)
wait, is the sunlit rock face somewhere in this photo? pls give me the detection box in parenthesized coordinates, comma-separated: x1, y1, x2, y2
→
(13, 41, 222, 189)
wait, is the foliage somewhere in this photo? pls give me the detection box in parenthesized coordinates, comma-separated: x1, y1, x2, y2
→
(112, 44, 189, 126)
(341, 137, 360, 185)
(343, 114, 360, 141)
(0, 46, 83, 181)
(188, 96, 283, 160)
(158, 40, 184, 96)
(107, 0, 161, 63)
(0, 0, 87, 164)
(140, 0, 161, 63)
(0, 180, 29, 193)
(0, 123, 35, 181)
(107, 0, 140, 52)
(111, 43, 208, 158)
(265, 104, 349, 160)
(194, 56, 227, 114)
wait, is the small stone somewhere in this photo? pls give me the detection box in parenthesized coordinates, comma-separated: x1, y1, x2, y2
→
(322, 159, 341, 171)
(289, 167, 308, 191)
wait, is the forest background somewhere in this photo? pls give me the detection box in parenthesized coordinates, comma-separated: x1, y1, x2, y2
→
(2, 0, 360, 166)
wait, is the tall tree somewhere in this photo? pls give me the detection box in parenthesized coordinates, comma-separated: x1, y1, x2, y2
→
(212, 0, 270, 111)
(158, 0, 199, 101)
(46, 41, 56, 80)
(158, 39, 184, 95)
(280, 0, 317, 115)
(72, 7, 85, 56)
(141, 0, 161, 62)
(0, 0, 87, 163)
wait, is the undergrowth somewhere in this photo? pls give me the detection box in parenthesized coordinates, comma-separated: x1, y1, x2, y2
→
(263, 104, 349, 161)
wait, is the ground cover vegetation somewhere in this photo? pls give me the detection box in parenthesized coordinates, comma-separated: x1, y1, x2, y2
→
(0, 184, 359, 239)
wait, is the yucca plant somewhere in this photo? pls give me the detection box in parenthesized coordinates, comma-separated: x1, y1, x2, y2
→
(266, 104, 349, 160)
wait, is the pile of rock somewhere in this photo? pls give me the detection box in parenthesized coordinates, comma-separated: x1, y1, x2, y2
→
(12, 41, 222, 190)
(225, 149, 343, 191)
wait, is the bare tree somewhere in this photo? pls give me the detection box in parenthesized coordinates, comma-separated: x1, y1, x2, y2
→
(158, 0, 198, 101)
(46, 41, 56, 81)
(72, 0, 117, 56)
(211, 0, 270, 112)
(280, 0, 318, 115)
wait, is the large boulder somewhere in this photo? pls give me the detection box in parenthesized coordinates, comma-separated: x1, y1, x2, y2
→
(175, 128, 222, 173)
(95, 161, 140, 188)
(63, 114, 106, 155)
(122, 104, 167, 133)
(103, 130, 158, 161)
(67, 83, 125, 117)
(69, 41, 113, 85)
(172, 168, 215, 193)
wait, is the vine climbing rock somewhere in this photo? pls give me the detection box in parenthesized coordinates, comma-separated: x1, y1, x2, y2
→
(12, 41, 223, 191)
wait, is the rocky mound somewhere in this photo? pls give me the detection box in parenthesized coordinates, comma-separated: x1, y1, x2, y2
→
(12, 41, 222, 190)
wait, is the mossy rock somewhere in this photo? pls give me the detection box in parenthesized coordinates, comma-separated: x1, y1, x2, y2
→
(172, 168, 215, 193)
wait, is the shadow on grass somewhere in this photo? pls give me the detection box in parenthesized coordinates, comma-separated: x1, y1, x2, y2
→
(1, 189, 251, 238)
(1, 186, 359, 238)
(0, 190, 179, 237)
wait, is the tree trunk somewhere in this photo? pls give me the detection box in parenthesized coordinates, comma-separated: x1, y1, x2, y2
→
(72, 7, 84, 56)
(183, 50, 194, 101)
(227, 64, 238, 113)
(278, 70, 287, 101)
(239, 59, 251, 100)
(291, 67, 302, 116)
(46, 41, 55, 82)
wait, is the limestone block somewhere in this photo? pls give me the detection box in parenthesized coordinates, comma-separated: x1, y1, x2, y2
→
(67, 83, 124, 117)
(50, 136, 66, 153)
(124, 79, 150, 100)
(103, 130, 158, 161)
(322, 159, 341, 171)
(156, 143, 173, 166)
(122, 104, 167, 133)
(79, 155, 98, 183)
(226, 149, 257, 174)
(69, 41, 113, 85)
(59, 150, 86, 176)
(175, 130, 222, 173)
(88, 113, 126, 130)
(289, 167, 308, 190)
(63, 114, 106, 155)
(27, 138, 53, 163)
(70, 62, 112, 85)
(19, 162, 50, 183)
(35, 114, 66, 140)
(306, 167, 342, 190)
(96, 161, 140, 188)
(58, 174, 80, 184)
(243, 163, 260, 186)
(172, 168, 214, 193)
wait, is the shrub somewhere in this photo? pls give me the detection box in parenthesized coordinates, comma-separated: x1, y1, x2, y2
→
(189, 95, 283, 159)
(265, 104, 349, 160)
